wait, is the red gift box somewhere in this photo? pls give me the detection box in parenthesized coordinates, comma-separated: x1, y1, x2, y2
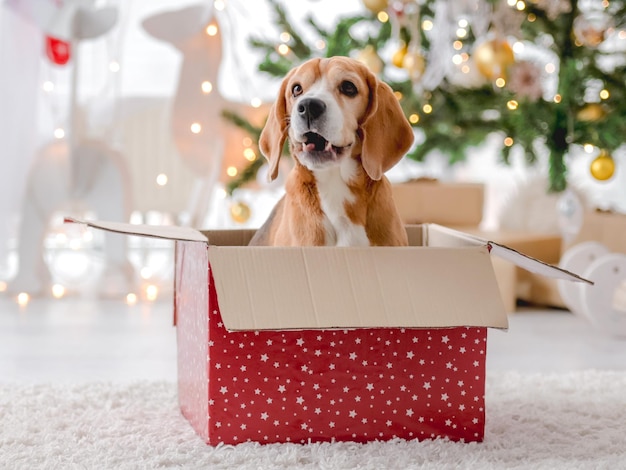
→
(68, 219, 589, 445)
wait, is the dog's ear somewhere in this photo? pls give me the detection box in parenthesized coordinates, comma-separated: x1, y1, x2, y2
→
(360, 73, 414, 181)
(259, 69, 295, 182)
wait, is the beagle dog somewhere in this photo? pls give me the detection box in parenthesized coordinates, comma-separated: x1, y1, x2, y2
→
(249, 56, 414, 247)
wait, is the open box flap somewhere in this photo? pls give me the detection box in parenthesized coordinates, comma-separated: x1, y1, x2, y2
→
(65, 217, 208, 243)
(208, 245, 509, 332)
(424, 224, 593, 285)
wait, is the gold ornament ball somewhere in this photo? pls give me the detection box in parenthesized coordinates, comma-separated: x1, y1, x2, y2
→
(402, 51, 426, 80)
(392, 44, 408, 68)
(577, 103, 606, 122)
(590, 151, 615, 181)
(230, 201, 252, 223)
(362, 0, 388, 13)
(473, 39, 515, 80)
(356, 45, 383, 74)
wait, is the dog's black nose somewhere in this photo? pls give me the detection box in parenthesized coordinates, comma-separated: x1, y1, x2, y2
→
(297, 98, 326, 122)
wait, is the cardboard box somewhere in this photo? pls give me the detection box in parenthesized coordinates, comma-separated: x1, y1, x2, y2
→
(569, 210, 626, 254)
(68, 219, 587, 445)
(391, 180, 484, 226)
(459, 229, 564, 311)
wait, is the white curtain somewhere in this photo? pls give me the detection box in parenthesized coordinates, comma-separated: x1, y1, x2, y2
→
(0, 3, 41, 267)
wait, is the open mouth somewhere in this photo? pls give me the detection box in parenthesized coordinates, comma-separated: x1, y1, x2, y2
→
(299, 132, 346, 160)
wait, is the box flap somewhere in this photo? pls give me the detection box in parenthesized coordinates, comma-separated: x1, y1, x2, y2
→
(424, 224, 593, 285)
(65, 217, 207, 243)
(208, 245, 509, 331)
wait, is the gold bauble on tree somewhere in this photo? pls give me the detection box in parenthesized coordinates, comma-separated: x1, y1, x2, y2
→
(362, 0, 388, 14)
(230, 201, 251, 223)
(590, 150, 615, 181)
(402, 50, 426, 81)
(577, 103, 607, 122)
(392, 43, 408, 68)
(473, 38, 515, 80)
(356, 45, 383, 74)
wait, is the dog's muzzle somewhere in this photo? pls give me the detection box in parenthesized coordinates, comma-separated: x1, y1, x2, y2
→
(297, 98, 326, 127)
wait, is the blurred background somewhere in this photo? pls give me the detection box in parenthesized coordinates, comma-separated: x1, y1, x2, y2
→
(0, 0, 624, 322)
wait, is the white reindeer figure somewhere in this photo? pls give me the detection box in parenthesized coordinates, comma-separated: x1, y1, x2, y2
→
(142, 3, 269, 226)
(8, 0, 133, 297)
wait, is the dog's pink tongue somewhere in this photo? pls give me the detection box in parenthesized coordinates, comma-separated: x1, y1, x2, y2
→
(303, 142, 316, 152)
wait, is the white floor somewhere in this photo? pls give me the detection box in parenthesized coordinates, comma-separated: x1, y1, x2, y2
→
(1, 295, 625, 384)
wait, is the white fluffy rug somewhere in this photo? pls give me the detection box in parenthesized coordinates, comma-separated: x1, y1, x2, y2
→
(1, 371, 625, 469)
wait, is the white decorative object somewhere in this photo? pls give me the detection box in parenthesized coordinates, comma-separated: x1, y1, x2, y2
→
(557, 241, 609, 319)
(142, 4, 269, 226)
(558, 242, 626, 338)
(8, 0, 133, 297)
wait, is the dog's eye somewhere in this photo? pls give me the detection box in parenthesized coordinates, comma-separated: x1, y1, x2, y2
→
(292, 83, 303, 97)
(339, 80, 358, 97)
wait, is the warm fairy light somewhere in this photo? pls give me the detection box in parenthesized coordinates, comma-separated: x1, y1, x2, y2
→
(146, 285, 158, 301)
(243, 137, 252, 147)
(513, 41, 525, 53)
(452, 54, 463, 65)
(422, 104, 433, 114)
(394, 91, 403, 100)
(213, 0, 225, 11)
(458, 19, 468, 28)
(619, 30, 626, 39)
(507, 0, 516, 5)
(453, 41, 463, 50)
(516, 1, 526, 11)
(243, 148, 257, 161)
(409, 113, 419, 124)
(280, 32, 291, 42)
(377, 11, 389, 23)
(422, 20, 434, 31)
(17, 292, 30, 307)
(584, 143, 595, 153)
(456, 28, 467, 38)
(461, 65, 471, 74)
(527, 13, 536, 22)
(278, 44, 290, 55)
(140, 267, 153, 279)
(545, 63, 556, 74)
(251, 97, 262, 108)
(554, 94, 562, 103)
(190, 122, 202, 134)
(461, 53, 469, 61)
(0, 281, 6, 292)
(495, 78, 506, 88)
(315, 40, 326, 50)
(227, 166, 238, 177)
(54, 128, 65, 139)
(109, 61, 120, 73)
(504, 137, 514, 147)
(52, 284, 65, 299)
(507, 100, 519, 110)
(43, 81, 54, 92)
(201, 81, 213, 94)
(600, 89, 610, 99)
(126, 293, 137, 305)
(602, 0, 610, 6)
(156, 173, 168, 186)
(206, 23, 218, 36)
(217, 188, 227, 199)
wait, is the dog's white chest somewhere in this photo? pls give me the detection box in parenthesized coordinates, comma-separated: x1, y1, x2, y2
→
(314, 161, 370, 247)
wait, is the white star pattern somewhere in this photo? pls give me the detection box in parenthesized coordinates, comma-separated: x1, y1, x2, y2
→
(176, 258, 488, 447)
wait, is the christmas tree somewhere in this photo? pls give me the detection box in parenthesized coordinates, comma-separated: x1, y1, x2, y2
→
(226, 0, 626, 194)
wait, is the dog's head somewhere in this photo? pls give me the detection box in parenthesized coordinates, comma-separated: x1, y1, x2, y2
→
(259, 56, 414, 181)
